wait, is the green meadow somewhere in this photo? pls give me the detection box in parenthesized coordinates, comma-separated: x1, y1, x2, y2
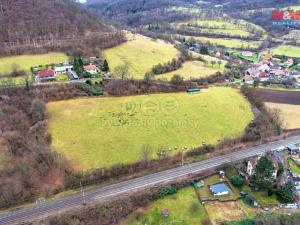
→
(155, 60, 225, 81)
(0, 52, 69, 75)
(47, 87, 253, 169)
(270, 45, 300, 58)
(104, 34, 179, 79)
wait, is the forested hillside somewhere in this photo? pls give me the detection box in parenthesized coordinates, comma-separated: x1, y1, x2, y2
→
(0, 0, 125, 55)
(86, 0, 197, 26)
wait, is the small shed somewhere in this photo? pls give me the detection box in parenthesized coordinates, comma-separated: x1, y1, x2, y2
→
(209, 183, 230, 196)
(187, 88, 200, 94)
(161, 208, 169, 217)
(194, 180, 204, 189)
(287, 144, 299, 154)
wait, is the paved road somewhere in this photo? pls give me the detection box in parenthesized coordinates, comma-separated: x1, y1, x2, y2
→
(1, 135, 300, 225)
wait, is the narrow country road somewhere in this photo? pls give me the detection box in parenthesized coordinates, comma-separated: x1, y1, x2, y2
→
(0, 135, 299, 225)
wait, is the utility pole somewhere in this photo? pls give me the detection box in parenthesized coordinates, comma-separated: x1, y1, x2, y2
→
(80, 181, 86, 206)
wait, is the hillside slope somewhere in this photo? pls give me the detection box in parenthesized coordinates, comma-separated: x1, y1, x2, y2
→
(86, 0, 197, 26)
(0, 0, 113, 44)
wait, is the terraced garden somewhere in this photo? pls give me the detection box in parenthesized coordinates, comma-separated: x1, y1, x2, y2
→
(47, 87, 253, 169)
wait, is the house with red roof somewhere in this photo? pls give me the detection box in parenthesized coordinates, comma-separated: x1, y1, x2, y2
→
(36, 70, 55, 82)
(259, 72, 269, 82)
(84, 64, 98, 74)
(243, 75, 254, 85)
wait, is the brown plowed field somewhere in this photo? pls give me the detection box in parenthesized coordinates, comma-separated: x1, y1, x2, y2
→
(256, 89, 300, 105)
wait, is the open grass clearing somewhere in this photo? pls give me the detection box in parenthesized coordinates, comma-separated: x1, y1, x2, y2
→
(120, 186, 209, 225)
(186, 36, 261, 49)
(287, 158, 300, 174)
(0, 52, 69, 75)
(172, 18, 266, 38)
(155, 60, 224, 81)
(47, 87, 253, 169)
(269, 45, 300, 58)
(265, 102, 300, 130)
(104, 34, 179, 79)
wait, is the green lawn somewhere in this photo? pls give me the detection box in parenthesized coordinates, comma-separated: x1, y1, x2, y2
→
(239, 185, 279, 206)
(0, 52, 69, 75)
(288, 158, 300, 174)
(47, 87, 253, 169)
(104, 34, 179, 79)
(155, 60, 225, 81)
(121, 186, 209, 225)
(270, 45, 300, 58)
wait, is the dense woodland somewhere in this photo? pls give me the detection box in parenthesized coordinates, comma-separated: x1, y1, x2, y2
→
(0, 0, 126, 56)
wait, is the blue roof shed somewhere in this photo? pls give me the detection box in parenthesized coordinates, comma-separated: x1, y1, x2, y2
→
(287, 144, 299, 151)
(209, 183, 230, 196)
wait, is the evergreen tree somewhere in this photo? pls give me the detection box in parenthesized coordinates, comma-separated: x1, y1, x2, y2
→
(102, 59, 109, 72)
(250, 156, 275, 190)
(276, 181, 294, 203)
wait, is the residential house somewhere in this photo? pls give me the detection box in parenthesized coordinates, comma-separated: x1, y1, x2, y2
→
(54, 65, 73, 75)
(246, 67, 261, 77)
(247, 156, 260, 176)
(84, 65, 98, 74)
(284, 58, 294, 67)
(259, 72, 269, 82)
(242, 51, 254, 57)
(264, 53, 273, 60)
(247, 155, 278, 179)
(289, 71, 300, 80)
(35, 70, 55, 82)
(243, 75, 254, 84)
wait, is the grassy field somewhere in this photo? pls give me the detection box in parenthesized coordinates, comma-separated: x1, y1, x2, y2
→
(121, 186, 209, 225)
(270, 45, 300, 58)
(172, 18, 266, 39)
(187, 36, 261, 49)
(0, 52, 69, 75)
(284, 6, 300, 10)
(104, 34, 179, 79)
(265, 102, 300, 129)
(173, 20, 253, 38)
(288, 158, 300, 174)
(155, 60, 224, 81)
(47, 87, 253, 169)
